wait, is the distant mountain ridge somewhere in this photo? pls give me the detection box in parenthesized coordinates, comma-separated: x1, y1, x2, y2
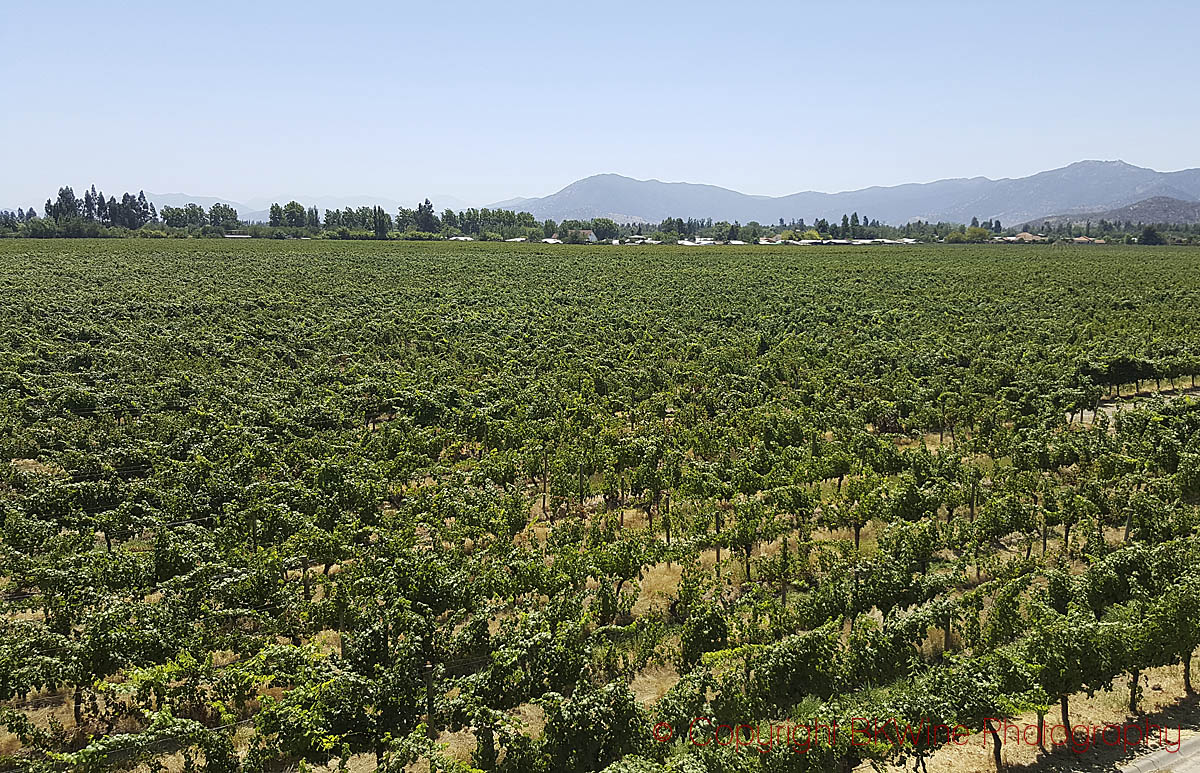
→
(1030, 196, 1200, 227)
(32, 161, 1194, 228)
(490, 161, 1200, 226)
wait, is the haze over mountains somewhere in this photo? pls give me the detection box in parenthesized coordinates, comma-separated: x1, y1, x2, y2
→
(24, 161, 1194, 227)
(492, 161, 1200, 226)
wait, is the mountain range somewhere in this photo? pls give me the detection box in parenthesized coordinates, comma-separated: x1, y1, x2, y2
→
(14, 161, 1200, 228)
(491, 161, 1200, 226)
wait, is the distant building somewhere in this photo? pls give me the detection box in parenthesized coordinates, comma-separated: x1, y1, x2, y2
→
(552, 229, 597, 243)
(1013, 232, 1047, 242)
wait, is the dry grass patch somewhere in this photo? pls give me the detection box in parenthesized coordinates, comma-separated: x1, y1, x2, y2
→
(632, 562, 682, 618)
(433, 727, 477, 765)
(9, 458, 66, 477)
(630, 664, 680, 708)
(511, 702, 545, 740)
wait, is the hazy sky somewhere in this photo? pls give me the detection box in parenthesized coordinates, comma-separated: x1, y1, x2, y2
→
(3, 0, 1199, 208)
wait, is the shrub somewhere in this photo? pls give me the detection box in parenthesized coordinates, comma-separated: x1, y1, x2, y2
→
(680, 607, 729, 667)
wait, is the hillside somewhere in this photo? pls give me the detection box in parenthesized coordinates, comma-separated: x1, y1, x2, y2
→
(1030, 196, 1200, 227)
(492, 161, 1200, 226)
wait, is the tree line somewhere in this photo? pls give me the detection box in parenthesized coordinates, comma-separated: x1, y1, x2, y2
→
(1, 186, 160, 236)
(5, 184, 1200, 244)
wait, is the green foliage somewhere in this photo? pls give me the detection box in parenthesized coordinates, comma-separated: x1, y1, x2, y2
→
(680, 608, 729, 668)
(1, 240, 1199, 772)
(540, 683, 655, 773)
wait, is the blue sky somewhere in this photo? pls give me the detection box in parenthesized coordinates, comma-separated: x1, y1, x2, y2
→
(3, 0, 1198, 208)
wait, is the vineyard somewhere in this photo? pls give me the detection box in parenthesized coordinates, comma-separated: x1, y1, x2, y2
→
(3, 239, 1200, 773)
